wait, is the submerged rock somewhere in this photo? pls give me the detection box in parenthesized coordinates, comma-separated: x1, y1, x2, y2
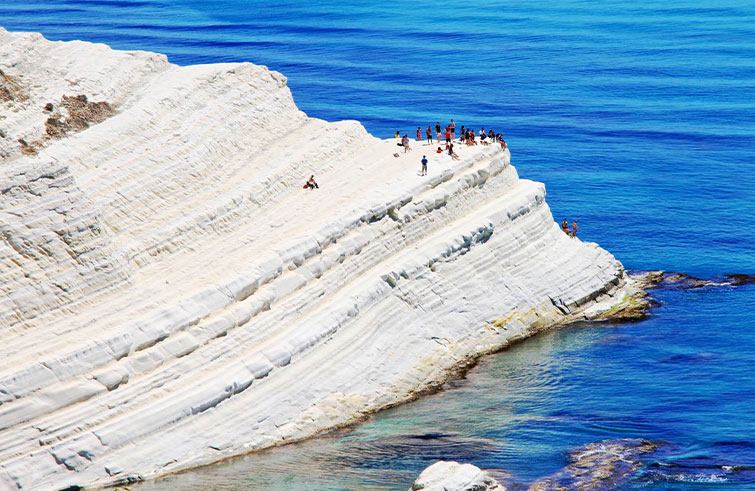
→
(528, 439, 658, 490)
(410, 461, 505, 491)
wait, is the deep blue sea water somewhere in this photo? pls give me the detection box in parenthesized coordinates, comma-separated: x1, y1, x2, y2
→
(2, 1, 754, 488)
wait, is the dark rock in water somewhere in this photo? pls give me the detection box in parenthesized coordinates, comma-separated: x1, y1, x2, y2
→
(528, 439, 658, 490)
(636, 271, 755, 290)
(724, 274, 755, 286)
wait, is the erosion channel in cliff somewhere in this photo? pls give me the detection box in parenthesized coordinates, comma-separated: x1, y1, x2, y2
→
(0, 28, 642, 490)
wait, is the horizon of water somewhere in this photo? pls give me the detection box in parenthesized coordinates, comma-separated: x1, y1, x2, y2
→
(2, 0, 754, 489)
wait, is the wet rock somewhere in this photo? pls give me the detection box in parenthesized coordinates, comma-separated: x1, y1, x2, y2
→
(590, 271, 660, 323)
(411, 461, 505, 491)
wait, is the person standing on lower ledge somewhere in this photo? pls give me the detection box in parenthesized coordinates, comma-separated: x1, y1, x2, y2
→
(572, 220, 578, 238)
(421, 155, 428, 176)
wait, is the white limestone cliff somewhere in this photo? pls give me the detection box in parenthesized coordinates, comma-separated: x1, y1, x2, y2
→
(0, 27, 640, 490)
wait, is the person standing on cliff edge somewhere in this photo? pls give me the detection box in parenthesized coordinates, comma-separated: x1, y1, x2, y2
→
(572, 220, 578, 238)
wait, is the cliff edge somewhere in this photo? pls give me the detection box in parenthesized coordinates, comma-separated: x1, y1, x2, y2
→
(0, 28, 638, 490)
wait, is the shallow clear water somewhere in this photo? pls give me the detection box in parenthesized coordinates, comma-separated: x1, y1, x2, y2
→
(2, 0, 754, 488)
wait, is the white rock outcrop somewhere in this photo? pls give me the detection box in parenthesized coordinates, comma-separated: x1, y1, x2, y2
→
(410, 461, 504, 491)
(0, 28, 637, 490)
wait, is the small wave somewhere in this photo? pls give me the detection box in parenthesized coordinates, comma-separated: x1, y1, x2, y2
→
(646, 471, 729, 483)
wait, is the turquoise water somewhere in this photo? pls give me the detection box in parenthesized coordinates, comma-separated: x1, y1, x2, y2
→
(2, 0, 754, 488)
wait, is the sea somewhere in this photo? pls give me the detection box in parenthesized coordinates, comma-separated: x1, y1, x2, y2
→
(2, 0, 754, 489)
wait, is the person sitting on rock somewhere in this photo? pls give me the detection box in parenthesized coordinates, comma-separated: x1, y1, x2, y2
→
(448, 143, 460, 160)
(402, 134, 412, 153)
(304, 175, 319, 190)
(436, 146, 443, 154)
(479, 128, 489, 145)
(562, 218, 570, 234)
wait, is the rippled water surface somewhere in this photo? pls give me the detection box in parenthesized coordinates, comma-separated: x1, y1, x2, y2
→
(2, 0, 754, 488)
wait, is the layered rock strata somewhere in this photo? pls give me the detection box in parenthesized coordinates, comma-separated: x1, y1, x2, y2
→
(0, 28, 638, 490)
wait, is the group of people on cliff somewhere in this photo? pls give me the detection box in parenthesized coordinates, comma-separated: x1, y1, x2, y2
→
(306, 119, 508, 190)
(562, 218, 578, 238)
(395, 119, 507, 154)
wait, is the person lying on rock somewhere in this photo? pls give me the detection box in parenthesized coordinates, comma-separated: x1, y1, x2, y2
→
(304, 175, 319, 190)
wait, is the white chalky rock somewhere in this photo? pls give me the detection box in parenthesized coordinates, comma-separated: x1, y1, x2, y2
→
(0, 27, 639, 490)
(410, 461, 504, 491)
